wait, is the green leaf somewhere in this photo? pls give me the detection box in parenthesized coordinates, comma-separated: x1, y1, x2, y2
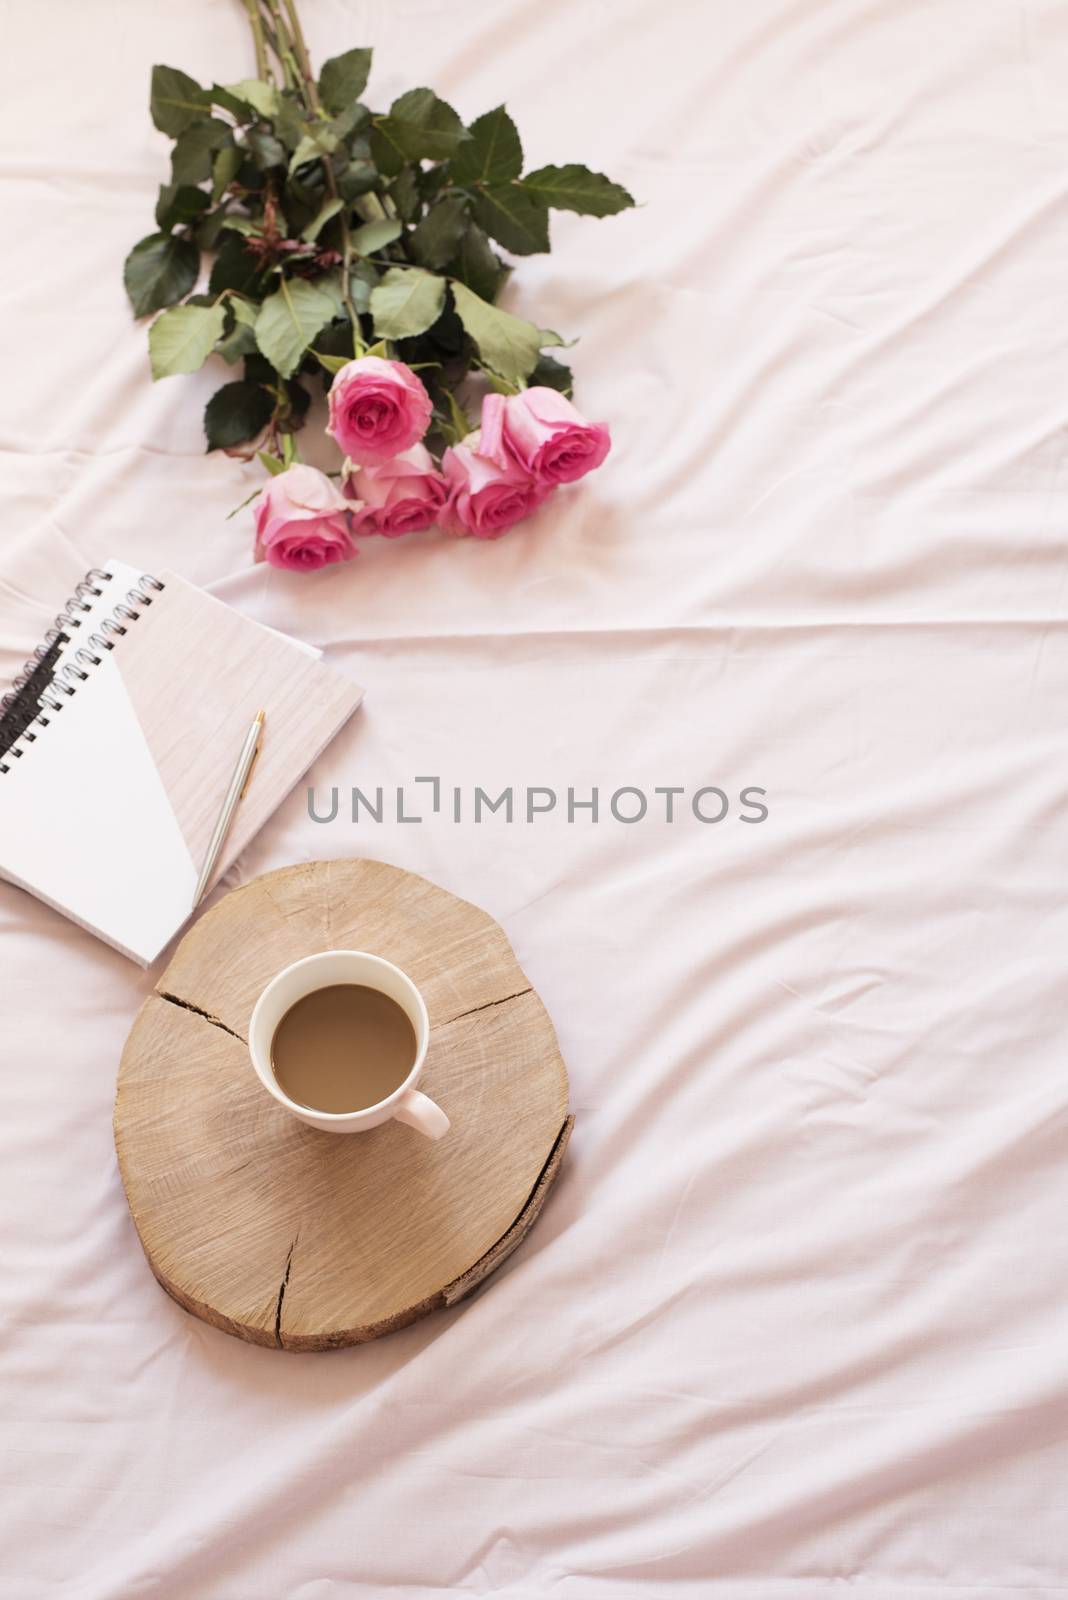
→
(471, 184, 549, 255)
(150, 64, 208, 136)
(286, 172, 322, 215)
(209, 83, 253, 120)
(289, 126, 338, 173)
(195, 205, 232, 250)
(301, 197, 345, 242)
(315, 318, 358, 364)
(123, 233, 199, 317)
(224, 79, 281, 120)
(417, 164, 449, 206)
(230, 298, 259, 327)
(328, 101, 370, 142)
(318, 47, 372, 115)
(211, 144, 243, 202)
(246, 127, 286, 171)
(407, 197, 469, 271)
(351, 258, 380, 294)
(254, 278, 337, 378)
(530, 352, 573, 395)
(367, 129, 402, 178)
(373, 88, 469, 168)
(171, 118, 233, 185)
(348, 260, 378, 314)
(450, 105, 522, 186)
(479, 369, 516, 397)
(350, 217, 401, 255)
(449, 280, 547, 387)
(148, 301, 227, 379)
(313, 349, 352, 375)
(315, 271, 347, 319)
(215, 298, 259, 364)
(285, 377, 311, 420)
(258, 450, 288, 477)
(389, 88, 467, 157)
(155, 183, 210, 232)
(448, 219, 506, 303)
(338, 159, 378, 200)
(237, 154, 267, 191)
(520, 163, 635, 217)
(273, 99, 308, 150)
(370, 266, 447, 340)
(207, 234, 263, 297)
(245, 351, 276, 385)
(390, 166, 421, 223)
(441, 385, 472, 443)
(204, 380, 274, 450)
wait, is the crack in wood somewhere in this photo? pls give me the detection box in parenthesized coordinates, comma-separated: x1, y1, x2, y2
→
(274, 1236, 297, 1347)
(157, 990, 246, 1044)
(155, 981, 531, 1042)
(443, 986, 533, 1027)
(442, 1114, 574, 1307)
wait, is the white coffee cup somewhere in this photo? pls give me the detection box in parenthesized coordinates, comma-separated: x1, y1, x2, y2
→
(248, 950, 450, 1138)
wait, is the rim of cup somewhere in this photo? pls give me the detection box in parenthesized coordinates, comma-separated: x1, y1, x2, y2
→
(248, 950, 430, 1121)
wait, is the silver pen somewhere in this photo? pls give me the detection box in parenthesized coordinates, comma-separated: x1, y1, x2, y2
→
(192, 710, 265, 909)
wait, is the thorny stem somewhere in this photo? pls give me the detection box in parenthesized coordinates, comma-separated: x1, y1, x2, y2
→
(257, 17, 293, 90)
(341, 227, 363, 354)
(314, 139, 361, 340)
(243, 0, 271, 80)
(260, 0, 302, 99)
(246, 0, 362, 343)
(281, 0, 321, 114)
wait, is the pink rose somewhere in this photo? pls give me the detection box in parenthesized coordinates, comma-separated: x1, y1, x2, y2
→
(343, 443, 448, 538)
(327, 356, 433, 465)
(481, 387, 611, 485)
(253, 464, 356, 572)
(439, 432, 550, 539)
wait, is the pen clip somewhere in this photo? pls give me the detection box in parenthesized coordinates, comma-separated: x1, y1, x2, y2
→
(239, 732, 263, 800)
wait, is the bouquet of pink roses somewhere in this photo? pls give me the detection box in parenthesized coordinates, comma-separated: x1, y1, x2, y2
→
(124, 0, 632, 572)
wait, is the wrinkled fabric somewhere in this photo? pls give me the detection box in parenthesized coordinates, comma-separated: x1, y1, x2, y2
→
(2, 1, 1068, 1596)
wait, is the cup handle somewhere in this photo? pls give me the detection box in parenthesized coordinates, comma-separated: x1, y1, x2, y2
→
(393, 1087, 450, 1140)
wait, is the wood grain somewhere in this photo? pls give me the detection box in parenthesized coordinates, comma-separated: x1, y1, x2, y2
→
(117, 572, 362, 882)
(115, 859, 572, 1350)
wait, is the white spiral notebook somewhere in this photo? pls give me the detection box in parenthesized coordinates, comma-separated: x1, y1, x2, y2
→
(0, 560, 363, 965)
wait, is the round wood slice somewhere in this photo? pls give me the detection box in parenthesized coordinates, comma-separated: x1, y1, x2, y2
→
(115, 859, 572, 1351)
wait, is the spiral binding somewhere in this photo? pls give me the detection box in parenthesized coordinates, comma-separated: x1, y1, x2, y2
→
(0, 570, 164, 773)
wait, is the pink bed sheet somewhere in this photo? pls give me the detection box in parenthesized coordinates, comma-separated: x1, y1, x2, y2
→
(2, 1, 1068, 1595)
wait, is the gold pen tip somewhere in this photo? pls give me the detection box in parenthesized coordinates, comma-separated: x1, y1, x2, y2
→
(255, 709, 265, 724)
